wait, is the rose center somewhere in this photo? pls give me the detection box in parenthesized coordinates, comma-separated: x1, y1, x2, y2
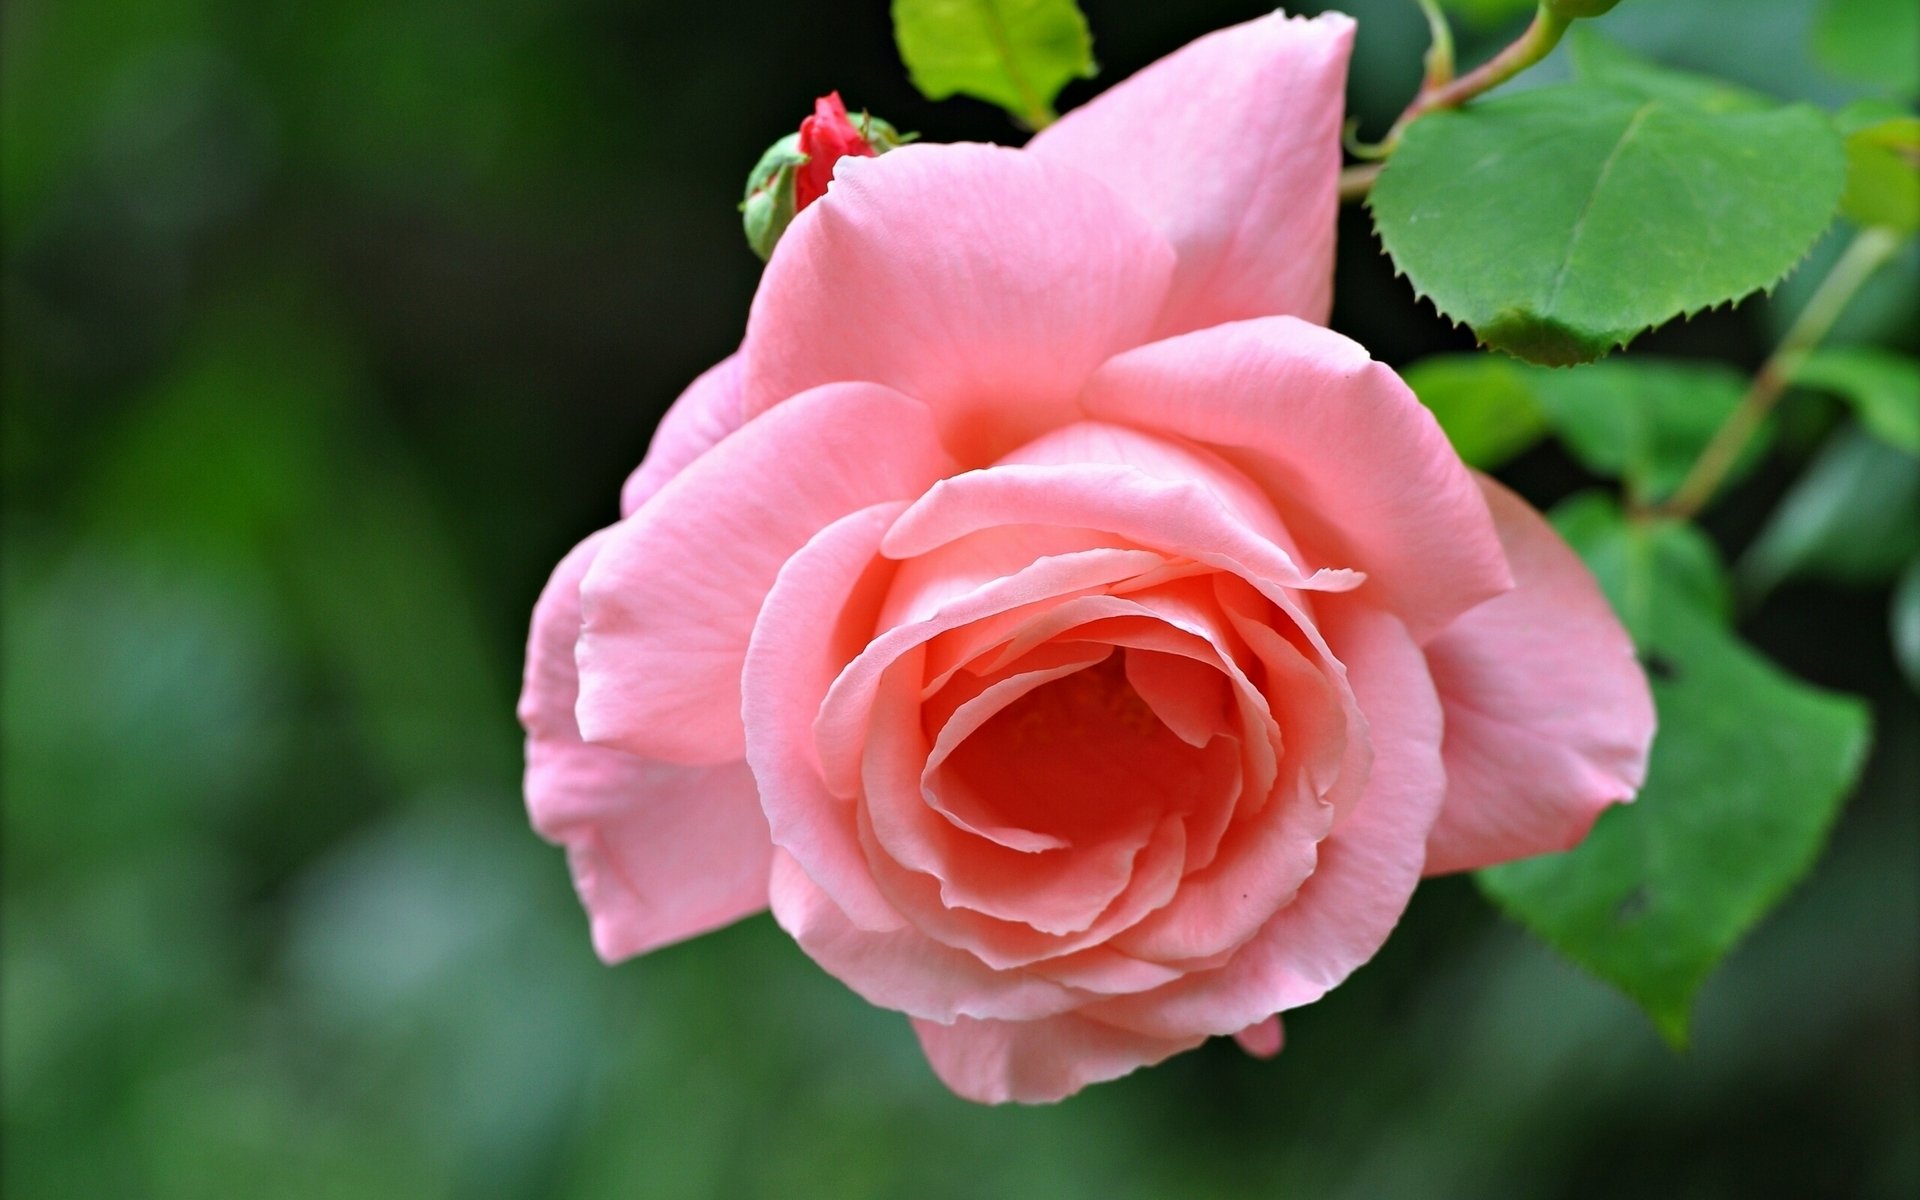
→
(940, 651, 1218, 845)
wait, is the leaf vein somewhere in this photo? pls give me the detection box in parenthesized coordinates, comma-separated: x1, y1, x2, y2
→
(1543, 101, 1659, 315)
(970, 0, 1049, 126)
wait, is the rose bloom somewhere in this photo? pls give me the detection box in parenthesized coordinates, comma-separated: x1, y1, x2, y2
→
(520, 11, 1655, 1103)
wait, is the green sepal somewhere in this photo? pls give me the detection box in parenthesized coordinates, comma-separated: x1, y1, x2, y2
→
(850, 111, 914, 155)
(741, 132, 807, 262)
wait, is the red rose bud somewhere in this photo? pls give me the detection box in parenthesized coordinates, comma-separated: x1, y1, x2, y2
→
(795, 92, 876, 209)
(742, 93, 907, 261)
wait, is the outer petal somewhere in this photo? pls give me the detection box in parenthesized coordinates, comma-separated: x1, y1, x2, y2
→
(995, 420, 1303, 551)
(520, 531, 771, 961)
(1233, 1015, 1284, 1060)
(744, 503, 912, 931)
(576, 381, 957, 764)
(911, 1012, 1204, 1105)
(1027, 12, 1353, 337)
(1081, 317, 1512, 641)
(620, 353, 745, 518)
(883, 463, 1362, 596)
(1419, 477, 1655, 875)
(770, 852, 1087, 1024)
(738, 143, 1176, 462)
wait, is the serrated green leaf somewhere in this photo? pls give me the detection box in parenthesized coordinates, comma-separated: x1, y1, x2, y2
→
(1529, 359, 1767, 503)
(891, 0, 1094, 127)
(1738, 423, 1920, 596)
(1793, 346, 1920, 452)
(1550, 491, 1733, 639)
(1401, 354, 1550, 469)
(1371, 68, 1847, 365)
(1894, 557, 1920, 692)
(1479, 495, 1871, 1046)
(1835, 110, 1920, 233)
(1814, 0, 1920, 96)
(1566, 28, 1772, 113)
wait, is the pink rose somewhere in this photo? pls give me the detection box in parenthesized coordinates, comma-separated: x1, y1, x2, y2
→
(520, 12, 1655, 1103)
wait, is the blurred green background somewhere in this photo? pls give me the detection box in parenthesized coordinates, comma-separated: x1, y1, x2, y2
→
(3, 1, 1915, 1196)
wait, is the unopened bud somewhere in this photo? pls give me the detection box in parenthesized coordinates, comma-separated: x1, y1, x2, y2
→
(742, 92, 908, 261)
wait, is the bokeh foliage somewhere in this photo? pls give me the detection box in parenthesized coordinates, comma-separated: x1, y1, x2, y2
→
(3, 1, 1916, 1197)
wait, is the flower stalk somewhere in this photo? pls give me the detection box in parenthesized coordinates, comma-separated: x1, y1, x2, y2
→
(1339, 162, 1383, 203)
(1342, 1, 1575, 198)
(1415, 0, 1457, 90)
(1651, 226, 1903, 523)
(1381, 2, 1571, 151)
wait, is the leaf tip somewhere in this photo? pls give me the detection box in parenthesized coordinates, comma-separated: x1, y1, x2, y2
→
(1478, 310, 1617, 367)
(1650, 997, 1695, 1052)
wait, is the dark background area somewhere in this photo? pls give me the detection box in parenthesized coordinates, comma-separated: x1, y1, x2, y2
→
(3, 1, 1916, 1196)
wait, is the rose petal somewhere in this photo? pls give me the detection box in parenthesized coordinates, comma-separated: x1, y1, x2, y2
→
(1029, 11, 1354, 338)
(996, 420, 1309, 558)
(1123, 647, 1234, 749)
(879, 524, 1141, 632)
(577, 381, 956, 764)
(918, 650, 1229, 849)
(858, 800, 1194, 969)
(1420, 476, 1655, 875)
(769, 852, 1088, 1024)
(914, 555, 1186, 691)
(911, 1012, 1204, 1105)
(938, 589, 1284, 841)
(955, 588, 1333, 966)
(743, 502, 912, 932)
(1233, 1015, 1284, 1060)
(1081, 317, 1512, 641)
(739, 143, 1176, 462)
(920, 643, 1116, 852)
(1084, 602, 1446, 1039)
(1215, 576, 1367, 825)
(520, 531, 771, 960)
(882, 462, 1363, 596)
(1025, 946, 1189, 995)
(861, 647, 1199, 941)
(815, 549, 1172, 801)
(620, 352, 745, 517)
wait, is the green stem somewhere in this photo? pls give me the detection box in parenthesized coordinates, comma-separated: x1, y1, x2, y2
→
(1339, 162, 1383, 203)
(1415, 0, 1457, 89)
(1650, 226, 1902, 523)
(1382, 3, 1572, 151)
